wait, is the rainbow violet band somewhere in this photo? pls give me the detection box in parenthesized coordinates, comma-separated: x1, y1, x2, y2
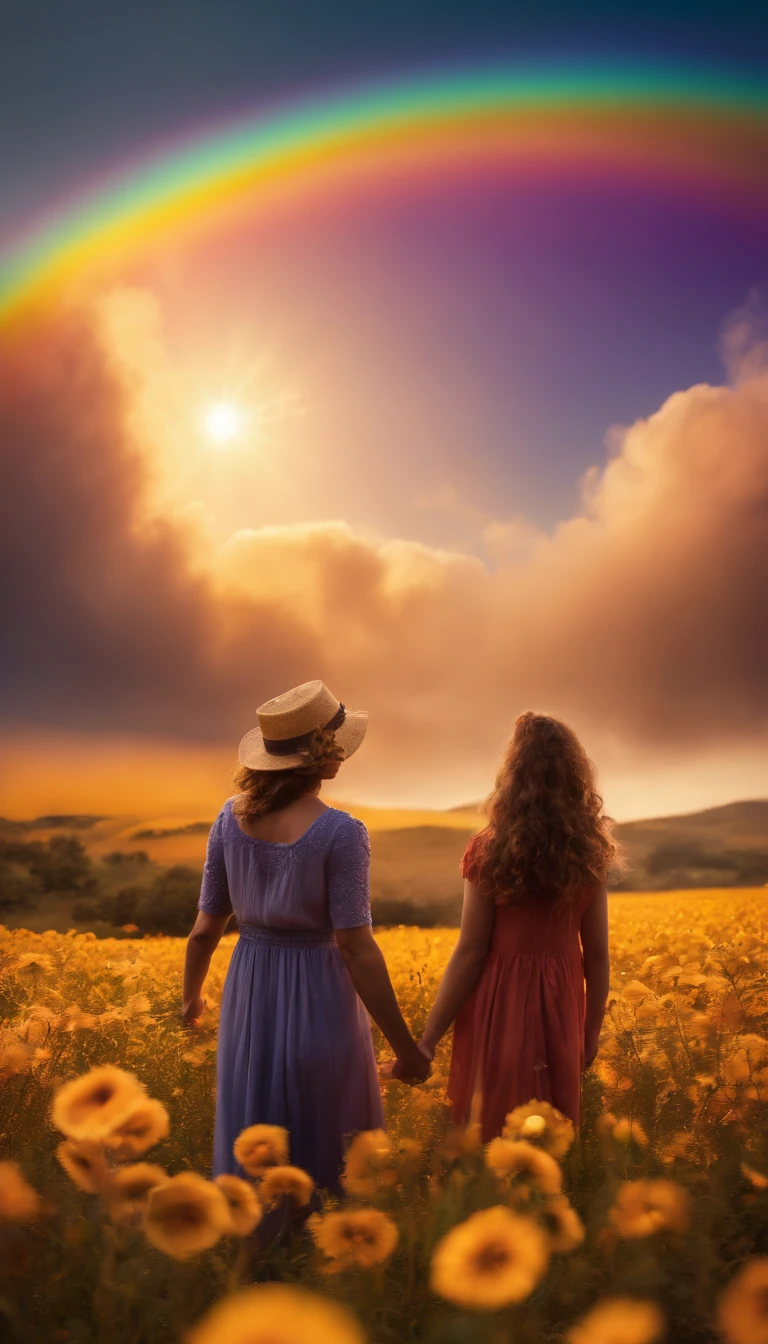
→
(2, 58, 768, 327)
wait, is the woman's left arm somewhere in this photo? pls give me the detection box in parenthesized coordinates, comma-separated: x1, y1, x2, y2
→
(182, 911, 231, 1024)
(418, 880, 495, 1059)
(182, 809, 233, 1025)
(581, 883, 610, 1067)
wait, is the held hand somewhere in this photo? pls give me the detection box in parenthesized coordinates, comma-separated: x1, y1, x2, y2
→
(418, 1036, 436, 1063)
(181, 994, 206, 1027)
(391, 1043, 432, 1086)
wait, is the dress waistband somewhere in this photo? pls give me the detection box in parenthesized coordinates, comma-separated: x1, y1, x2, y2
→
(237, 922, 336, 948)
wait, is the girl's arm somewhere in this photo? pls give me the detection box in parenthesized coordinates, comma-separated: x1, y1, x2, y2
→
(335, 925, 430, 1082)
(580, 883, 610, 1067)
(418, 880, 495, 1059)
(183, 809, 232, 1024)
(182, 911, 231, 1024)
(328, 816, 429, 1083)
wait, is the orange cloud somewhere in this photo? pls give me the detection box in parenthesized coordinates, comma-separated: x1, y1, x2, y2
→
(1, 291, 766, 813)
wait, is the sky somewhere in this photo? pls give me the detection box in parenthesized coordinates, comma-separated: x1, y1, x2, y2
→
(1, 1, 767, 820)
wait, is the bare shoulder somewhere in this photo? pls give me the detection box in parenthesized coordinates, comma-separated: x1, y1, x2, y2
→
(580, 880, 608, 915)
(580, 883, 609, 956)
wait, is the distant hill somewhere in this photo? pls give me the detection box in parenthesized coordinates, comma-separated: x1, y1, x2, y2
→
(613, 800, 768, 891)
(131, 821, 212, 840)
(368, 800, 768, 921)
(1, 799, 765, 934)
(615, 800, 768, 855)
(370, 825, 472, 921)
(0, 814, 107, 831)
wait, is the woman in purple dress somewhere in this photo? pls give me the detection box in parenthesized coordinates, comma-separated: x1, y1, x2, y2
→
(181, 679, 429, 1194)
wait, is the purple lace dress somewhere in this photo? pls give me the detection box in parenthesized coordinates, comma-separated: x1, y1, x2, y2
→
(197, 798, 384, 1193)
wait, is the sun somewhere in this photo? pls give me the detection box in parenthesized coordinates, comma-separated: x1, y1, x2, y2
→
(205, 402, 242, 443)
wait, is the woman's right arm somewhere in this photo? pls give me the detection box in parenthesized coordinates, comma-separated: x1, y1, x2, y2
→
(335, 926, 430, 1081)
(580, 883, 610, 1067)
(418, 879, 495, 1060)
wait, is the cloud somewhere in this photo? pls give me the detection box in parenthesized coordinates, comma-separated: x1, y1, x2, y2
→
(1, 290, 766, 799)
(0, 300, 317, 740)
(719, 288, 768, 386)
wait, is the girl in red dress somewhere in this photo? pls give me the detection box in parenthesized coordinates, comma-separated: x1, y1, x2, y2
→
(418, 712, 619, 1139)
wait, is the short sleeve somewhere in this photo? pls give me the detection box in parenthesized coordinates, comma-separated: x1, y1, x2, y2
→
(326, 816, 372, 930)
(461, 832, 485, 884)
(197, 809, 232, 917)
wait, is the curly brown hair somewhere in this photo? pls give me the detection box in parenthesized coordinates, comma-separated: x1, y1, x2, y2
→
(468, 711, 624, 905)
(232, 726, 346, 824)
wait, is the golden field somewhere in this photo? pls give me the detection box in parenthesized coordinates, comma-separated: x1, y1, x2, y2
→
(1, 887, 768, 1343)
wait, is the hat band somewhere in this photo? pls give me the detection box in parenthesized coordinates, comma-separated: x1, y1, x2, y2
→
(262, 702, 346, 757)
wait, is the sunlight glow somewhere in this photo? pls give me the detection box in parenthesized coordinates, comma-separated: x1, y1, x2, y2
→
(205, 401, 241, 443)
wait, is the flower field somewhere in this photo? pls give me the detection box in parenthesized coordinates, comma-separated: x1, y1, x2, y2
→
(1, 888, 768, 1343)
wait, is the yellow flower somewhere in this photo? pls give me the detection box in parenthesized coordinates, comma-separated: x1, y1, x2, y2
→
(485, 1139, 562, 1195)
(597, 1112, 618, 1140)
(718, 1258, 768, 1344)
(14, 952, 53, 977)
(742, 1163, 768, 1190)
(56, 1138, 111, 1194)
(660, 1131, 697, 1165)
(309, 1208, 399, 1272)
(612, 1118, 649, 1148)
(0, 1040, 33, 1074)
(0, 1161, 40, 1221)
(440, 1124, 483, 1161)
(502, 1101, 574, 1159)
(185, 1284, 366, 1344)
(214, 1174, 263, 1235)
(260, 1165, 315, 1208)
(102, 1097, 170, 1158)
(107, 1163, 168, 1225)
(341, 1130, 421, 1196)
(622, 980, 655, 1006)
(608, 1180, 689, 1238)
(397, 1137, 423, 1173)
(62, 1006, 99, 1031)
(541, 1194, 586, 1253)
(430, 1205, 549, 1309)
(723, 1036, 768, 1086)
(52, 1066, 146, 1140)
(17, 1016, 51, 1047)
(143, 1173, 232, 1258)
(182, 1046, 209, 1066)
(567, 1297, 665, 1344)
(233, 1124, 289, 1176)
(342, 1129, 396, 1196)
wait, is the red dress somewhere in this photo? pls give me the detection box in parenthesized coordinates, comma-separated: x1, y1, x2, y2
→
(447, 835, 597, 1141)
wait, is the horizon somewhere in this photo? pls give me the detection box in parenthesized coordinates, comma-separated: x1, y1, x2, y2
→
(2, 790, 766, 831)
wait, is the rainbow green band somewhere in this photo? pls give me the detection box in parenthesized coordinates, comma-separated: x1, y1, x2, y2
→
(2, 59, 767, 326)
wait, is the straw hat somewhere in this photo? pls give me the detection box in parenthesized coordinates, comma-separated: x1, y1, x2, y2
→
(238, 680, 368, 771)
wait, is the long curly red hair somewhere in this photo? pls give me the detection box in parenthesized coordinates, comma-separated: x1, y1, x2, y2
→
(467, 712, 623, 905)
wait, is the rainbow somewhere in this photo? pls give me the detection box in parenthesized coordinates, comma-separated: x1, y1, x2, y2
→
(2, 59, 768, 327)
